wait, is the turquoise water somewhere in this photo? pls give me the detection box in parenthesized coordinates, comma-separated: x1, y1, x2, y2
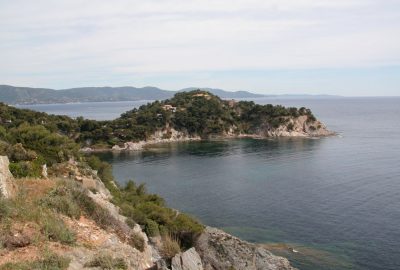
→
(23, 97, 400, 269)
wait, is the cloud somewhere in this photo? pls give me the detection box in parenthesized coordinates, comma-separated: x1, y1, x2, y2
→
(0, 0, 399, 93)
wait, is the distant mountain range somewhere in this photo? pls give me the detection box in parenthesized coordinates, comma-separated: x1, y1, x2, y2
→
(0, 85, 341, 105)
(0, 85, 265, 104)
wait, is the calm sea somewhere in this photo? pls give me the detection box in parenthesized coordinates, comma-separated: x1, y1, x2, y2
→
(21, 97, 400, 270)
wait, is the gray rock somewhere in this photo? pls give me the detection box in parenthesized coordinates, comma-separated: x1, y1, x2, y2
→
(171, 248, 203, 270)
(42, 164, 48, 178)
(195, 227, 296, 270)
(0, 156, 16, 198)
(155, 259, 169, 270)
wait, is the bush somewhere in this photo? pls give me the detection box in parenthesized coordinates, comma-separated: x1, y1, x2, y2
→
(128, 231, 145, 252)
(42, 180, 117, 230)
(9, 162, 30, 178)
(84, 254, 127, 270)
(145, 219, 160, 237)
(40, 186, 81, 219)
(0, 252, 70, 270)
(72, 188, 116, 229)
(8, 124, 78, 165)
(41, 214, 76, 245)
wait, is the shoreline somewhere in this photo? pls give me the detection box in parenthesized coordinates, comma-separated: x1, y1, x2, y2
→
(80, 132, 336, 153)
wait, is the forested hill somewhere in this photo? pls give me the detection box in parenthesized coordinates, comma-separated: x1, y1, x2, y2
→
(0, 90, 330, 168)
(0, 85, 264, 104)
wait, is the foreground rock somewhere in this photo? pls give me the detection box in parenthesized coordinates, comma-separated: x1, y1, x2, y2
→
(171, 248, 203, 270)
(0, 156, 16, 198)
(196, 227, 296, 270)
(64, 216, 153, 270)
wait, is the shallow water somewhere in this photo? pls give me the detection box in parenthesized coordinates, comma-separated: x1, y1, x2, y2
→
(23, 97, 400, 270)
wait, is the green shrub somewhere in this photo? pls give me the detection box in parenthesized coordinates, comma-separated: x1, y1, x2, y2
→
(9, 162, 29, 178)
(84, 254, 127, 270)
(41, 215, 76, 245)
(9, 158, 45, 178)
(0, 252, 70, 270)
(145, 219, 160, 237)
(42, 180, 116, 230)
(72, 188, 115, 229)
(40, 187, 81, 219)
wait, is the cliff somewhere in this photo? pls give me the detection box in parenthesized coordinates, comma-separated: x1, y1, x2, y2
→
(0, 155, 296, 270)
(239, 115, 333, 138)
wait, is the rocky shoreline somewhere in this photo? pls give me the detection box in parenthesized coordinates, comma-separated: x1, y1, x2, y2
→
(80, 117, 335, 153)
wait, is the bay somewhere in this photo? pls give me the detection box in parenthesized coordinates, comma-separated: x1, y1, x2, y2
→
(22, 97, 400, 270)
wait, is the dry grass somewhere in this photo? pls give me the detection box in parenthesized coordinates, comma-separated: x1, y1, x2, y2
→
(161, 234, 181, 259)
(14, 178, 56, 202)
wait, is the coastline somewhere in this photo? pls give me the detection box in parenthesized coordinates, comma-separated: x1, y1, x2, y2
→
(80, 131, 336, 153)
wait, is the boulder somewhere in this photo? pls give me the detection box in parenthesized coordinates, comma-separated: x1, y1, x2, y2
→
(195, 227, 296, 270)
(171, 248, 203, 270)
(0, 156, 16, 198)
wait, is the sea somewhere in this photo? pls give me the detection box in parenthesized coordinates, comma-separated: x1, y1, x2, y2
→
(19, 97, 400, 270)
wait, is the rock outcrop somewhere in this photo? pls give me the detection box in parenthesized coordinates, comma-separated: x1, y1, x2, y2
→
(0, 156, 16, 198)
(171, 248, 203, 270)
(111, 128, 201, 152)
(64, 215, 154, 270)
(195, 227, 296, 270)
(251, 115, 333, 138)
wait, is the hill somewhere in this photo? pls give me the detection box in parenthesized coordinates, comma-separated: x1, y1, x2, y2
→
(0, 90, 332, 156)
(179, 87, 265, 98)
(0, 85, 265, 104)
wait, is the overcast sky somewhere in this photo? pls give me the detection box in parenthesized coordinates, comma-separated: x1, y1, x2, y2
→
(1, 0, 399, 96)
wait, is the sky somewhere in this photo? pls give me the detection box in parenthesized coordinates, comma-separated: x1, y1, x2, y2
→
(0, 0, 399, 96)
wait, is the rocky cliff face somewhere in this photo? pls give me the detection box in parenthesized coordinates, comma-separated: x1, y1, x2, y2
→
(249, 115, 333, 138)
(0, 156, 16, 198)
(111, 128, 201, 152)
